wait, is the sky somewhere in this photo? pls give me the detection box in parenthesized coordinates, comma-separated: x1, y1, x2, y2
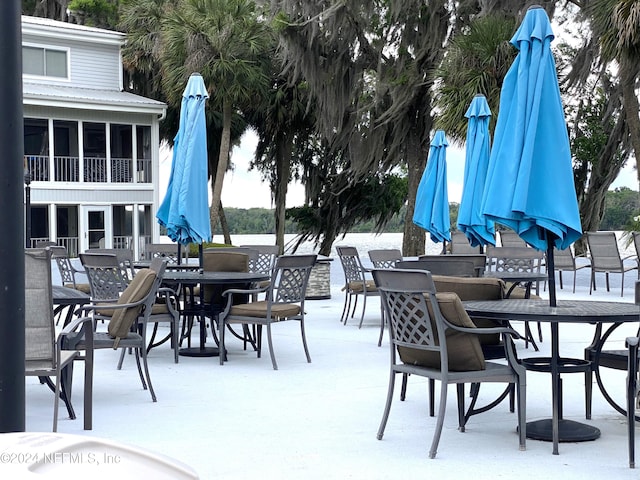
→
(159, 129, 638, 209)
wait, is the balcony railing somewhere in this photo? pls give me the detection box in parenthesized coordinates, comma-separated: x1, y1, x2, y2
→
(25, 155, 50, 181)
(28, 156, 152, 184)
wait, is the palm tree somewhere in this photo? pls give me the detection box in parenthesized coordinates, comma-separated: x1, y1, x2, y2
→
(435, 15, 516, 143)
(160, 0, 273, 236)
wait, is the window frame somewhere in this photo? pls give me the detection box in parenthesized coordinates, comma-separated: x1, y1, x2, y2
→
(22, 42, 70, 81)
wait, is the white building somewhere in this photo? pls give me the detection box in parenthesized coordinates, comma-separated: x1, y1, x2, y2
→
(22, 15, 166, 258)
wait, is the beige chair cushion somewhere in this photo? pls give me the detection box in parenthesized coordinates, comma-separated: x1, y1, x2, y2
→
(346, 279, 377, 293)
(107, 268, 156, 341)
(65, 282, 92, 294)
(398, 292, 485, 371)
(432, 275, 505, 345)
(203, 251, 249, 303)
(229, 300, 300, 320)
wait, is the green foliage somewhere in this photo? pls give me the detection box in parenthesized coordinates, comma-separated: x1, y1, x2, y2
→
(69, 0, 119, 28)
(601, 187, 640, 230)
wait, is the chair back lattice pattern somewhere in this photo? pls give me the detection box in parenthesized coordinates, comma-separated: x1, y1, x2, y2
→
(373, 269, 443, 358)
(272, 255, 317, 303)
(144, 243, 187, 264)
(336, 246, 366, 284)
(241, 245, 279, 276)
(86, 248, 135, 280)
(486, 246, 543, 273)
(51, 246, 78, 286)
(368, 249, 402, 269)
(80, 253, 129, 301)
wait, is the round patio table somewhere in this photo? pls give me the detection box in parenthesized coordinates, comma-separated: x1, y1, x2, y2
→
(463, 298, 640, 455)
(162, 270, 270, 357)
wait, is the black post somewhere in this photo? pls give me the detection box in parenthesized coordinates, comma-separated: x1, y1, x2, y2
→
(0, 1, 25, 432)
(547, 243, 557, 308)
(24, 163, 31, 248)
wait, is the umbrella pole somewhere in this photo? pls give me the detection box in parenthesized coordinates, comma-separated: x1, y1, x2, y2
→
(547, 243, 557, 307)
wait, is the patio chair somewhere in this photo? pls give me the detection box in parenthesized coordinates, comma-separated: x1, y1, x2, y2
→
(368, 249, 402, 268)
(398, 258, 478, 277)
(86, 247, 136, 280)
(586, 231, 638, 297)
(80, 252, 129, 302)
(25, 248, 93, 431)
(218, 254, 317, 370)
(335, 246, 382, 330)
(548, 246, 590, 293)
(485, 245, 545, 346)
(499, 229, 528, 248)
(449, 230, 482, 254)
(81, 252, 180, 363)
(68, 257, 167, 409)
(371, 268, 526, 458)
(144, 243, 189, 264)
(418, 253, 487, 276)
(627, 333, 640, 468)
(51, 246, 91, 294)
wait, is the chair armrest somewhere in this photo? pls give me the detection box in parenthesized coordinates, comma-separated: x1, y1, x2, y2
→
(59, 316, 94, 352)
(627, 337, 639, 348)
(442, 318, 523, 341)
(75, 296, 147, 315)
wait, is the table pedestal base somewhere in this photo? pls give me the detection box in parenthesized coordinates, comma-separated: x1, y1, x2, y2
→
(526, 418, 600, 442)
(179, 347, 220, 357)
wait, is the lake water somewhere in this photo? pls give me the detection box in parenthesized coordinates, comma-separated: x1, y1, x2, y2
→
(203, 232, 444, 257)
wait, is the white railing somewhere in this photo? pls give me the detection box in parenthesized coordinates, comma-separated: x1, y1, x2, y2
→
(30, 156, 151, 184)
(111, 157, 132, 183)
(26, 155, 50, 181)
(58, 237, 79, 257)
(54, 156, 80, 182)
(84, 157, 108, 182)
(113, 236, 133, 249)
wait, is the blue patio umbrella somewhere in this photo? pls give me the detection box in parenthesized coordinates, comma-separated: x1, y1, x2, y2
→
(157, 73, 212, 247)
(413, 130, 451, 245)
(481, 6, 581, 305)
(457, 94, 495, 248)
(480, 5, 584, 455)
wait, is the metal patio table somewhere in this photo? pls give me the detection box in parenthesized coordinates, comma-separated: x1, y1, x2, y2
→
(464, 298, 640, 455)
(162, 270, 270, 357)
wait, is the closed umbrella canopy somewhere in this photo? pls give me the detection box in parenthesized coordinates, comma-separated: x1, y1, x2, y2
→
(157, 73, 212, 246)
(457, 94, 495, 247)
(481, 7, 581, 252)
(413, 130, 451, 244)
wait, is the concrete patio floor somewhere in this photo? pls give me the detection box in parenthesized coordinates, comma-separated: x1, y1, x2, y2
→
(15, 258, 640, 478)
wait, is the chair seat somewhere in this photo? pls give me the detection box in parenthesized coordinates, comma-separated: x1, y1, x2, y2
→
(26, 350, 78, 373)
(64, 282, 91, 294)
(346, 279, 377, 293)
(229, 301, 300, 319)
(66, 330, 145, 350)
(397, 359, 517, 383)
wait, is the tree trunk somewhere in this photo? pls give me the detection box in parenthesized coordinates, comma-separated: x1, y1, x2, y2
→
(218, 201, 232, 245)
(619, 55, 640, 185)
(402, 127, 428, 257)
(274, 133, 292, 255)
(210, 99, 232, 241)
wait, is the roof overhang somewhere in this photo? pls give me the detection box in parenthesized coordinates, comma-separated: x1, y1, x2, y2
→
(23, 83, 166, 117)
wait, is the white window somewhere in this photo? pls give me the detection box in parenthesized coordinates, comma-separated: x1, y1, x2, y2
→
(23, 45, 68, 79)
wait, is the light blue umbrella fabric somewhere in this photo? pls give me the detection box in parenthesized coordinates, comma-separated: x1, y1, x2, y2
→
(157, 73, 212, 245)
(457, 94, 495, 247)
(480, 7, 581, 251)
(413, 130, 451, 244)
